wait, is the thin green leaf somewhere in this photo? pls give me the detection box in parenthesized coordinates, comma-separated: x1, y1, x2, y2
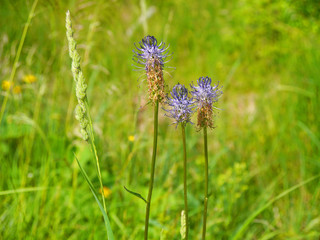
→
(232, 174, 320, 240)
(0, 187, 46, 196)
(124, 186, 147, 204)
(74, 154, 115, 240)
(73, 153, 98, 197)
(297, 121, 320, 151)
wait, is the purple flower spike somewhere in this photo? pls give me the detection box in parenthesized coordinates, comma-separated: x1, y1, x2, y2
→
(190, 76, 222, 108)
(133, 36, 170, 70)
(164, 84, 194, 127)
(133, 36, 170, 103)
(190, 76, 222, 128)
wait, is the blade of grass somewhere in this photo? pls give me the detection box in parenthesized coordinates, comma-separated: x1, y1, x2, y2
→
(276, 84, 314, 98)
(0, 187, 46, 196)
(232, 174, 320, 240)
(74, 154, 114, 240)
(297, 121, 320, 151)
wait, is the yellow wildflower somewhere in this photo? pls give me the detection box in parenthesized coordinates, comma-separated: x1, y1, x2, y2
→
(128, 135, 135, 142)
(23, 74, 37, 84)
(1, 80, 13, 91)
(13, 85, 22, 94)
(99, 186, 112, 198)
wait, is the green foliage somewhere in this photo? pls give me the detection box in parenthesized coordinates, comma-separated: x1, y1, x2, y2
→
(213, 162, 249, 235)
(74, 155, 114, 240)
(0, 0, 320, 239)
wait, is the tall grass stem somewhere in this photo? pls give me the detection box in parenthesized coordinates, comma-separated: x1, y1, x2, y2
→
(85, 100, 107, 212)
(66, 10, 106, 213)
(0, 0, 38, 125)
(144, 100, 159, 240)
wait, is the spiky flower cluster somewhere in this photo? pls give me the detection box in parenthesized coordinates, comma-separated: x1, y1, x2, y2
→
(66, 11, 89, 140)
(164, 84, 194, 127)
(190, 76, 222, 128)
(133, 36, 170, 104)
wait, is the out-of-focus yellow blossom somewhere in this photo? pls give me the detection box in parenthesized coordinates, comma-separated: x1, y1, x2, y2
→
(99, 186, 112, 198)
(128, 135, 135, 142)
(2, 80, 13, 91)
(23, 74, 37, 84)
(13, 85, 22, 94)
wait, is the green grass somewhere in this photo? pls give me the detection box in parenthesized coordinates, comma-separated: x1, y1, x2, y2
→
(1, 0, 320, 239)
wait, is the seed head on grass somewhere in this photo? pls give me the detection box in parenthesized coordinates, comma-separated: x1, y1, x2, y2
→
(190, 76, 222, 129)
(164, 83, 194, 127)
(180, 210, 187, 239)
(133, 36, 170, 104)
(66, 10, 89, 140)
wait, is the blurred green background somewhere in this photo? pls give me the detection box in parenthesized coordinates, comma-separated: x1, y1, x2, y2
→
(1, 0, 320, 239)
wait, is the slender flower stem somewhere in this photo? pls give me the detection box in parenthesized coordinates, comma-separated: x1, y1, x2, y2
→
(202, 127, 209, 240)
(144, 100, 159, 240)
(181, 124, 189, 239)
(85, 100, 107, 213)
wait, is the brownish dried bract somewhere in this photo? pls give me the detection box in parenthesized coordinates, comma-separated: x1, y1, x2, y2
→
(146, 58, 165, 104)
(197, 103, 214, 129)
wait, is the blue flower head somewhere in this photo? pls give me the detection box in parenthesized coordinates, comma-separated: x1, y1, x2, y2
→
(133, 36, 170, 104)
(164, 84, 194, 127)
(133, 35, 169, 70)
(190, 76, 222, 128)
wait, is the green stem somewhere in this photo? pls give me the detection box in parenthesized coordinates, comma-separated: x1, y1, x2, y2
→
(0, 0, 38, 125)
(85, 100, 107, 213)
(144, 100, 159, 240)
(202, 127, 209, 240)
(181, 124, 189, 239)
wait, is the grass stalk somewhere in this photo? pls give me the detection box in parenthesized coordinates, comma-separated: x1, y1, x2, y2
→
(0, 0, 38, 125)
(85, 100, 107, 212)
(66, 10, 106, 213)
(144, 100, 159, 240)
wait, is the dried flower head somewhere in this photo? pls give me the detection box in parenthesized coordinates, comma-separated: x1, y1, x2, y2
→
(164, 84, 194, 127)
(133, 36, 170, 104)
(190, 76, 222, 128)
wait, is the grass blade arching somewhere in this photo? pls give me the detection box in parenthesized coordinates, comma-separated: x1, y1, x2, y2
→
(74, 155, 115, 240)
(232, 174, 320, 240)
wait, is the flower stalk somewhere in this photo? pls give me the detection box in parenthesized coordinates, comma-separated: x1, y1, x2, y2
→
(202, 126, 209, 240)
(133, 36, 170, 239)
(190, 76, 222, 239)
(144, 99, 159, 240)
(181, 124, 189, 240)
(164, 83, 194, 239)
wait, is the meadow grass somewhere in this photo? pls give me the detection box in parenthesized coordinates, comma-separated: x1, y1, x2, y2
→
(1, 0, 320, 239)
